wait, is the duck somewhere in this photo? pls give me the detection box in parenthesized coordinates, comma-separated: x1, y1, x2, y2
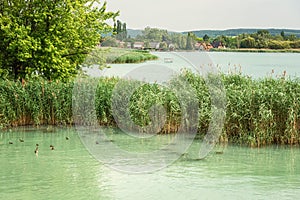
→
(65, 137, 69, 140)
(50, 145, 54, 150)
(34, 145, 39, 156)
(9, 141, 13, 144)
(215, 151, 224, 155)
(19, 138, 24, 142)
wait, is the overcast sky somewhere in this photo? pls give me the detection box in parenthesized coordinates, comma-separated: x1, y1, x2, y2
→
(104, 0, 300, 32)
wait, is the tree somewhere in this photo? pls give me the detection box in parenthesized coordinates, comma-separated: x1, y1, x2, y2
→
(0, 0, 117, 80)
(115, 20, 127, 41)
(101, 37, 118, 47)
(268, 40, 290, 49)
(159, 42, 168, 51)
(122, 23, 127, 40)
(185, 32, 194, 50)
(281, 31, 285, 39)
(141, 27, 168, 42)
(240, 37, 256, 48)
(203, 34, 210, 42)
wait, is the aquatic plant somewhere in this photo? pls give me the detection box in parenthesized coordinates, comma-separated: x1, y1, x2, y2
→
(1, 71, 300, 146)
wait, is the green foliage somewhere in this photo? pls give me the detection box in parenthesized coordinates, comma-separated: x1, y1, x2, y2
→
(101, 37, 118, 47)
(135, 27, 188, 50)
(139, 26, 169, 42)
(290, 41, 300, 48)
(0, 77, 73, 126)
(0, 0, 117, 80)
(2, 72, 300, 146)
(159, 42, 168, 51)
(115, 20, 127, 41)
(240, 37, 256, 48)
(201, 30, 300, 50)
(203, 34, 210, 42)
(88, 48, 158, 64)
(185, 32, 194, 50)
(268, 40, 290, 49)
(127, 27, 300, 51)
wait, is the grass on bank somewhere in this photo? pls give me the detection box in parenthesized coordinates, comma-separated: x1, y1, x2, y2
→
(1, 71, 300, 147)
(91, 47, 158, 64)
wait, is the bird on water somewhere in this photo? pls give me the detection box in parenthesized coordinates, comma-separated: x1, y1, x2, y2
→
(34, 144, 39, 156)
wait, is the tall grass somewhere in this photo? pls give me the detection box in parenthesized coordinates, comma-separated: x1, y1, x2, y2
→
(1, 72, 300, 146)
(0, 77, 73, 127)
(97, 48, 158, 64)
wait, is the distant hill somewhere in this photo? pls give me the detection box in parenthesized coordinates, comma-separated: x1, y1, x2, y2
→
(184, 28, 300, 38)
(127, 28, 300, 38)
(127, 29, 143, 38)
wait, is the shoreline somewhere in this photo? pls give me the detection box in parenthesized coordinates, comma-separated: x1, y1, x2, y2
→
(209, 48, 300, 53)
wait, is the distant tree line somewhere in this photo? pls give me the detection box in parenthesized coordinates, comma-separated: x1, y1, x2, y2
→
(210, 30, 300, 49)
(102, 26, 300, 51)
(102, 26, 196, 50)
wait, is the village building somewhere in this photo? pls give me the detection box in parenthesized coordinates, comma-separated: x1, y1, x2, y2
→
(133, 42, 144, 49)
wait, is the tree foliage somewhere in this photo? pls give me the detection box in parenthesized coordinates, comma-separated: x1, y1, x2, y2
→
(185, 32, 194, 50)
(211, 30, 300, 49)
(115, 20, 127, 41)
(0, 0, 117, 80)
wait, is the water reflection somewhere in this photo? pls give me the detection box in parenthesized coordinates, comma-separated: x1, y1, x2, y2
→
(1, 127, 300, 200)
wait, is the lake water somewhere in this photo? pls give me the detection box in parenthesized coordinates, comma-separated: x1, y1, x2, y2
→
(1, 127, 300, 200)
(84, 51, 300, 79)
(2, 52, 300, 200)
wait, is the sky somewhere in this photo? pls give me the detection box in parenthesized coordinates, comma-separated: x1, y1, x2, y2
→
(104, 0, 300, 32)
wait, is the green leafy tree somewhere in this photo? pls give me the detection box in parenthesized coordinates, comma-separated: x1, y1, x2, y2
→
(281, 31, 285, 39)
(290, 40, 300, 48)
(0, 0, 117, 80)
(268, 40, 290, 49)
(185, 32, 194, 50)
(122, 23, 127, 40)
(159, 42, 168, 51)
(240, 37, 256, 48)
(203, 34, 210, 42)
(115, 20, 127, 41)
(101, 36, 118, 47)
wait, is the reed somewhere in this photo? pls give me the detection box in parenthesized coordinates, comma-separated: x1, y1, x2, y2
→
(1, 72, 300, 146)
(99, 48, 158, 64)
(0, 77, 73, 127)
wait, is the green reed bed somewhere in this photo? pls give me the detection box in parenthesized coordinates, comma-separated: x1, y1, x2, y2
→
(0, 78, 73, 127)
(1, 72, 300, 146)
(99, 48, 158, 64)
(112, 50, 158, 63)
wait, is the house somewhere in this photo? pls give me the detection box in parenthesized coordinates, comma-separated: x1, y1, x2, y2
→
(143, 42, 160, 50)
(118, 41, 126, 48)
(133, 42, 144, 49)
(150, 42, 160, 50)
(194, 42, 213, 51)
(212, 41, 224, 49)
(168, 43, 175, 51)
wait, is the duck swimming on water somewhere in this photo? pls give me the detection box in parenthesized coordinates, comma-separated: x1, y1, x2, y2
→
(34, 144, 39, 156)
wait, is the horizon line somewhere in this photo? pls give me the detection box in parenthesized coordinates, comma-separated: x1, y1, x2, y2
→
(126, 27, 300, 32)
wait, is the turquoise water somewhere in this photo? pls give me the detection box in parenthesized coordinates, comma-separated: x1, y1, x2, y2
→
(2, 52, 300, 199)
(1, 127, 300, 200)
(84, 52, 300, 79)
